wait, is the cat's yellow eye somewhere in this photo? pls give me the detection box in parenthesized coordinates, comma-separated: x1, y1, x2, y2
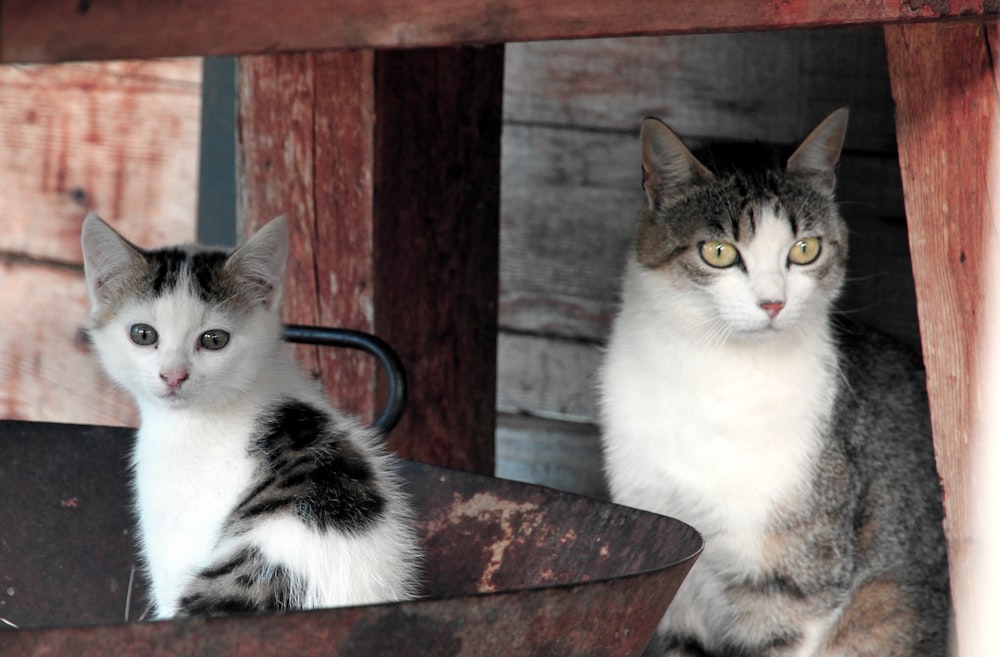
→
(200, 329, 231, 351)
(788, 237, 822, 265)
(700, 241, 740, 268)
(130, 323, 158, 347)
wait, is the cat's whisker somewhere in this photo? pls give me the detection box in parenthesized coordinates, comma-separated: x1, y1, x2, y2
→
(125, 564, 135, 622)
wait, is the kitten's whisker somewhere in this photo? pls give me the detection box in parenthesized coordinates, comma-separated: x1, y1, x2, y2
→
(125, 564, 135, 622)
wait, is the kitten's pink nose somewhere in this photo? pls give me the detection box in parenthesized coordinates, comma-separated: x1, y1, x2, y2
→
(160, 369, 189, 390)
(760, 301, 785, 319)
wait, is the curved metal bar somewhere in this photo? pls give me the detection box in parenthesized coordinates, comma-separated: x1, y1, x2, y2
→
(282, 324, 407, 435)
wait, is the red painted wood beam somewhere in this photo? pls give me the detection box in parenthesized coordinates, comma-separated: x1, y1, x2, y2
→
(885, 20, 1000, 654)
(2, 0, 997, 64)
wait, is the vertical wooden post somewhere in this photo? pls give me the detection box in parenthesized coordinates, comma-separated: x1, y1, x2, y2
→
(236, 48, 502, 474)
(884, 22, 1000, 654)
(372, 48, 503, 474)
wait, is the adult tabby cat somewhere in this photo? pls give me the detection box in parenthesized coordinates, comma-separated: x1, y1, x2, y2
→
(598, 109, 951, 656)
(81, 215, 420, 618)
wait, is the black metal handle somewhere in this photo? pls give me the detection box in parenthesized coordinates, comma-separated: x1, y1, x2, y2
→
(282, 325, 406, 435)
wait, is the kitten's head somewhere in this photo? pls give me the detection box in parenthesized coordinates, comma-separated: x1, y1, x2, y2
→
(81, 215, 288, 410)
(633, 108, 849, 342)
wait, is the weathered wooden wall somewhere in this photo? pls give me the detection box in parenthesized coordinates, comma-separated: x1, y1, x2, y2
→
(0, 59, 201, 426)
(496, 28, 916, 496)
(0, 32, 915, 499)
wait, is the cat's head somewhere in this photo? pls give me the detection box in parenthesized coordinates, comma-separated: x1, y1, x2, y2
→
(633, 108, 849, 342)
(81, 215, 288, 410)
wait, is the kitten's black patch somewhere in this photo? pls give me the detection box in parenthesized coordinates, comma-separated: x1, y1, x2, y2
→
(142, 246, 249, 309)
(190, 251, 232, 302)
(264, 402, 328, 450)
(238, 495, 298, 520)
(146, 248, 188, 296)
(241, 400, 387, 532)
(199, 549, 254, 579)
(179, 594, 259, 616)
(303, 444, 386, 530)
(181, 551, 295, 615)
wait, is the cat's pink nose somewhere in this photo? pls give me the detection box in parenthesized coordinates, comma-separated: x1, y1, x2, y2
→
(160, 369, 189, 390)
(760, 301, 785, 319)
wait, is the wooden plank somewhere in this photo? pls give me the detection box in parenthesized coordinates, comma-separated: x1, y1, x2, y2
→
(0, 260, 137, 426)
(0, 58, 200, 429)
(884, 21, 999, 655)
(495, 413, 607, 499)
(497, 332, 601, 423)
(505, 29, 900, 152)
(501, 123, 918, 346)
(237, 51, 377, 424)
(0, 59, 200, 264)
(2, 0, 997, 64)
(372, 47, 503, 473)
(237, 48, 503, 473)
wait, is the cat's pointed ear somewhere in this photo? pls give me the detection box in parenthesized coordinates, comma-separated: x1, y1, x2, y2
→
(640, 117, 715, 207)
(80, 212, 146, 308)
(786, 107, 849, 197)
(225, 216, 288, 311)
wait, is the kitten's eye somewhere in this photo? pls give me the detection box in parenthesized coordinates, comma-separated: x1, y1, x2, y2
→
(129, 323, 158, 347)
(788, 237, 822, 265)
(700, 241, 740, 268)
(200, 329, 230, 351)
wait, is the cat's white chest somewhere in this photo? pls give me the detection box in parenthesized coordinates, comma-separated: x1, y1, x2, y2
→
(132, 404, 258, 616)
(601, 317, 837, 641)
(600, 312, 836, 568)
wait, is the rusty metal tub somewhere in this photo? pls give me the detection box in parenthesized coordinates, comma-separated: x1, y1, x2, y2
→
(0, 420, 701, 656)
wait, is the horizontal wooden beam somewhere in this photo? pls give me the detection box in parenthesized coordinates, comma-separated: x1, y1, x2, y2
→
(2, 0, 997, 64)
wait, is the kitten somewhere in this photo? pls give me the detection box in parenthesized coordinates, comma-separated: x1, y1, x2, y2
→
(81, 215, 420, 618)
(598, 109, 951, 656)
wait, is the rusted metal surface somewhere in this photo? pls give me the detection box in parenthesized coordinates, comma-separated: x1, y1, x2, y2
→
(0, 420, 701, 656)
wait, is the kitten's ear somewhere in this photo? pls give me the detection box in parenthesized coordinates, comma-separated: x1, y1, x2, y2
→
(786, 107, 849, 197)
(80, 213, 146, 307)
(640, 117, 715, 207)
(225, 216, 288, 311)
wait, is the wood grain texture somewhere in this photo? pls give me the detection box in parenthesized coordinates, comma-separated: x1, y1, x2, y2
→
(372, 47, 504, 473)
(496, 413, 607, 499)
(505, 30, 900, 151)
(0, 260, 138, 427)
(237, 48, 503, 473)
(885, 21, 999, 653)
(0, 58, 200, 427)
(238, 51, 377, 423)
(497, 332, 601, 423)
(0, 59, 200, 263)
(2, 0, 997, 64)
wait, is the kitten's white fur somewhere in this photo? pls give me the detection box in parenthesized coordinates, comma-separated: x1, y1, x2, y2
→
(599, 209, 839, 643)
(83, 216, 418, 618)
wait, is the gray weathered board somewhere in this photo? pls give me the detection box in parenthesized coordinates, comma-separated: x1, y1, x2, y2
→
(495, 28, 918, 497)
